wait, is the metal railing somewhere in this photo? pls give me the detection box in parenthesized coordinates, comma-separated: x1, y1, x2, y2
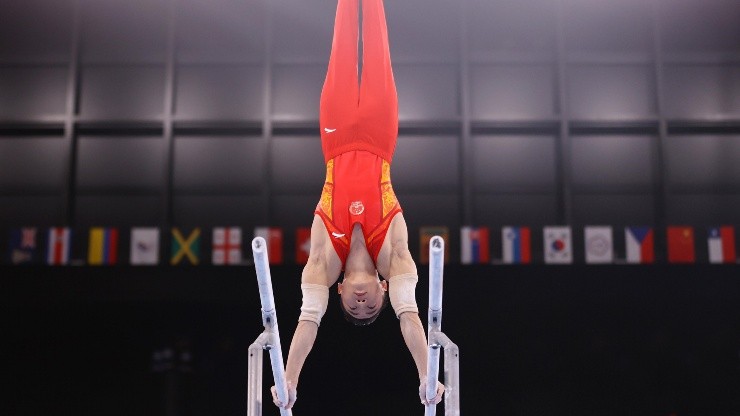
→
(247, 237, 292, 416)
(425, 236, 460, 416)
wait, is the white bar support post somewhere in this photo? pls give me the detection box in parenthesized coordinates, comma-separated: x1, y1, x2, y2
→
(248, 237, 293, 416)
(425, 236, 460, 416)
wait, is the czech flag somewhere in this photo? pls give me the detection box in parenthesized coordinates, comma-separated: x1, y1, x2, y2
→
(625, 227, 654, 264)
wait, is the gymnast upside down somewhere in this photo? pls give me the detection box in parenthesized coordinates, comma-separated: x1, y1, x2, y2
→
(270, 0, 445, 410)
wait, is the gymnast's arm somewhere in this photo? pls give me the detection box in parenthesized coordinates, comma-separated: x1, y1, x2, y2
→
(273, 320, 318, 409)
(398, 302, 445, 405)
(271, 219, 340, 410)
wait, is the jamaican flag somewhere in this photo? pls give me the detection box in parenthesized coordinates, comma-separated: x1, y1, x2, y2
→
(171, 228, 201, 265)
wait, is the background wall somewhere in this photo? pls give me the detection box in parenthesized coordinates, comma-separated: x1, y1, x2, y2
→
(1, 0, 739, 415)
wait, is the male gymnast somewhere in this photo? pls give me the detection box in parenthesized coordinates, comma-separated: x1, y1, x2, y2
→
(271, 0, 445, 410)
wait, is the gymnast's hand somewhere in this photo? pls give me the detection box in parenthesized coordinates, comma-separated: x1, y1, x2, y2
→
(271, 381, 297, 410)
(419, 379, 445, 406)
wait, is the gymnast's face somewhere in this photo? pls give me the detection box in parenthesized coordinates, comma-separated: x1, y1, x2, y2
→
(338, 276, 388, 320)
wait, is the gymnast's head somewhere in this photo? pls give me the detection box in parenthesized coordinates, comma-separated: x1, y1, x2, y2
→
(337, 270, 389, 326)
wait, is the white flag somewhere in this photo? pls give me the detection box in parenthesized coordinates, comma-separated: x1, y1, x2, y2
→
(584, 226, 613, 264)
(213, 227, 242, 265)
(543, 226, 572, 264)
(130, 228, 160, 265)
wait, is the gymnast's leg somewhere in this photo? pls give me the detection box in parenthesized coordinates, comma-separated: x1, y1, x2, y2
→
(320, 0, 360, 140)
(359, 0, 398, 139)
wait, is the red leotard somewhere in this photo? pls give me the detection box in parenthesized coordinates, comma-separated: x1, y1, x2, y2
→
(315, 0, 401, 267)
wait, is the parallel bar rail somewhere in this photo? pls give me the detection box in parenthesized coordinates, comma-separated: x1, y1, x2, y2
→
(248, 237, 293, 416)
(425, 236, 461, 416)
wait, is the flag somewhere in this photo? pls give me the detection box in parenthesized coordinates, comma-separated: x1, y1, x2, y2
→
(667, 226, 695, 263)
(171, 228, 201, 265)
(625, 226, 654, 264)
(8, 227, 39, 264)
(254, 227, 283, 265)
(502, 226, 531, 264)
(212, 227, 242, 265)
(584, 226, 613, 264)
(460, 226, 490, 264)
(130, 228, 160, 265)
(420, 226, 449, 265)
(543, 226, 572, 264)
(88, 227, 119, 265)
(707, 226, 735, 264)
(296, 227, 312, 264)
(46, 227, 71, 265)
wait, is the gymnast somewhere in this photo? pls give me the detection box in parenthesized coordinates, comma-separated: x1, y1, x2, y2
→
(270, 0, 444, 410)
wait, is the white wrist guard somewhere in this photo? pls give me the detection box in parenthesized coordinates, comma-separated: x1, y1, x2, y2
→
(298, 283, 329, 326)
(389, 273, 419, 318)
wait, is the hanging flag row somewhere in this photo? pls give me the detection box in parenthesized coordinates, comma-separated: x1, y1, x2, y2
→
(6, 226, 286, 266)
(425, 225, 737, 265)
(4, 225, 738, 266)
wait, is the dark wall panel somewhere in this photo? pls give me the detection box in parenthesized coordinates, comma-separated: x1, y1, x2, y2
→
(271, 0, 332, 62)
(0, 138, 68, 192)
(174, 137, 265, 192)
(176, 65, 263, 120)
(392, 135, 459, 192)
(568, 65, 656, 120)
(663, 65, 740, 118)
(395, 64, 459, 120)
(81, 0, 168, 63)
(77, 137, 164, 192)
(666, 135, 740, 190)
(565, 0, 652, 53)
(0, 67, 68, 119)
(471, 64, 555, 120)
(474, 194, 558, 226)
(173, 195, 265, 227)
(572, 194, 655, 226)
(272, 64, 324, 121)
(80, 66, 165, 119)
(76, 195, 162, 227)
(473, 135, 556, 192)
(177, 0, 265, 63)
(272, 195, 320, 231)
(666, 194, 740, 225)
(571, 135, 655, 190)
(0, 196, 66, 226)
(468, 0, 556, 55)
(270, 136, 324, 193)
(386, 0, 459, 61)
(0, 0, 72, 61)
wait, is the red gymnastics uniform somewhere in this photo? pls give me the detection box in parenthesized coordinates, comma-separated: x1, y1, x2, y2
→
(315, 0, 402, 267)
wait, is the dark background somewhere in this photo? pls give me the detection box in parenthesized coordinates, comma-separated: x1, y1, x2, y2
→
(3, 265, 740, 416)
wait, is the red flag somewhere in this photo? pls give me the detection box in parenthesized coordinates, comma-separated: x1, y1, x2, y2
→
(296, 227, 312, 264)
(254, 227, 283, 265)
(667, 226, 695, 263)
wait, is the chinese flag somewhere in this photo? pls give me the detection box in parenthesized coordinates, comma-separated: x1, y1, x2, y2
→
(667, 226, 695, 263)
(296, 227, 311, 264)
